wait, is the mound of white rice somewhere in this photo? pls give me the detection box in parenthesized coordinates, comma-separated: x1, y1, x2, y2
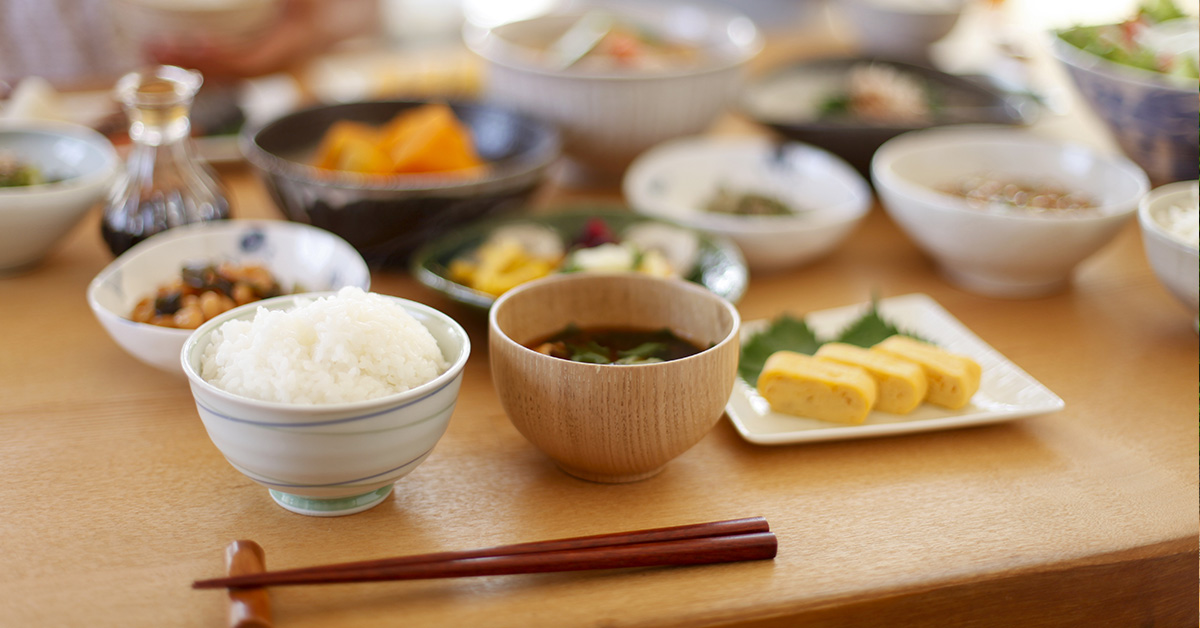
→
(200, 287, 448, 404)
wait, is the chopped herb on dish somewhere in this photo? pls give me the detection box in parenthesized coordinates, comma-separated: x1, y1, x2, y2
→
(705, 187, 797, 216)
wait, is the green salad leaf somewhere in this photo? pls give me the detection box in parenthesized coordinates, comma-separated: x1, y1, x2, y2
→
(739, 299, 924, 385)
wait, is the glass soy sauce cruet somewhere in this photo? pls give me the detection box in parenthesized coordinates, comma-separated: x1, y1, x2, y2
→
(101, 65, 230, 256)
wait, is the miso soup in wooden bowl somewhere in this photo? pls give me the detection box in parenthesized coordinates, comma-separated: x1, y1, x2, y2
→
(488, 273, 740, 483)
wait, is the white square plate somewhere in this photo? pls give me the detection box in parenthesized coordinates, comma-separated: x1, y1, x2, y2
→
(726, 293, 1065, 445)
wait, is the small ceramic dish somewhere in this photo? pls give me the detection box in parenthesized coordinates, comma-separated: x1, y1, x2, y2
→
(410, 208, 748, 309)
(182, 291, 470, 516)
(88, 220, 370, 376)
(741, 57, 1034, 174)
(1137, 180, 1199, 325)
(623, 135, 871, 272)
(0, 120, 119, 273)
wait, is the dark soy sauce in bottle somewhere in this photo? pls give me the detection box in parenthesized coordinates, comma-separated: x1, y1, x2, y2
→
(101, 65, 229, 256)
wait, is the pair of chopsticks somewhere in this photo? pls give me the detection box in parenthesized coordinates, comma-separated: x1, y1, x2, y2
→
(194, 516, 776, 589)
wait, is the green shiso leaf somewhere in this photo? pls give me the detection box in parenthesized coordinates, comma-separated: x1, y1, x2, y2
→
(738, 315, 819, 385)
(738, 297, 926, 385)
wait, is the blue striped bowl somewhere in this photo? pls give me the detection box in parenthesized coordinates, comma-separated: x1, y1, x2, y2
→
(181, 292, 470, 516)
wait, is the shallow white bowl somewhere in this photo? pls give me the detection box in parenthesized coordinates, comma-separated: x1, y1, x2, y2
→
(623, 135, 871, 272)
(1137, 180, 1199, 324)
(0, 120, 119, 273)
(464, 0, 762, 176)
(872, 125, 1149, 298)
(182, 292, 470, 516)
(88, 220, 370, 376)
(838, 0, 965, 64)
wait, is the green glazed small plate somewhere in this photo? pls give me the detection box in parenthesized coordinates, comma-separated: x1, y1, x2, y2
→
(410, 207, 749, 310)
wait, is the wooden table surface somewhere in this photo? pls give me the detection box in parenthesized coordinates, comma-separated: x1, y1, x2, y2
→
(2, 152, 1196, 626)
(2, 9, 1198, 622)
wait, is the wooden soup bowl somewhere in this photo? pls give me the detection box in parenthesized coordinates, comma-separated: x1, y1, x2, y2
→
(489, 273, 740, 483)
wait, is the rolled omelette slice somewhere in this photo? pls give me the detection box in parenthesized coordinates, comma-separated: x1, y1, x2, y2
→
(814, 342, 928, 415)
(872, 335, 981, 410)
(757, 351, 877, 425)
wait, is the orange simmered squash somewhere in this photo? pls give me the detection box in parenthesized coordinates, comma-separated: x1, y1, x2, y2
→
(311, 104, 484, 175)
(312, 121, 385, 172)
(383, 104, 483, 173)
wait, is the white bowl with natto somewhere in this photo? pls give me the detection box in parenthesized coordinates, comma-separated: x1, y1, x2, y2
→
(624, 135, 872, 272)
(87, 219, 370, 377)
(872, 125, 1149, 298)
(181, 291, 471, 516)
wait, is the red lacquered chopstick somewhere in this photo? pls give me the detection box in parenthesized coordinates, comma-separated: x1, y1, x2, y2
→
(194, 516, 773, 589)
(195, 531, 777, 589)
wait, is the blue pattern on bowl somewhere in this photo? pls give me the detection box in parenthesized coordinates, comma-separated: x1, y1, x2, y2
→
(1053, 37, 1199, 186)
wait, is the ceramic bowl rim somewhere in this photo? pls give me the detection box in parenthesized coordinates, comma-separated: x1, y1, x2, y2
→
(181, 290, 471, 415)
(1138, 179, 1200, 256)
(240, 99, 561, 193)
(872, 125, 1150, 224)
(1050, 29, 1200, 94)
(623, 135, 872, 235)
(463, 2, 763, 81)
(488, 272, 741, 370)
(86, 219, 372, 340)
(0, 119, 119, 200)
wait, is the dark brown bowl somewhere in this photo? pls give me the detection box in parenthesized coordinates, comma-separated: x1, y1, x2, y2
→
(740, 57, 1036, 176)
(241, 100, 561, 268)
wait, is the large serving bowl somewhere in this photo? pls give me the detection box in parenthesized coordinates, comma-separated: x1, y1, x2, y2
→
(872, 125, 1149, 298)
(88, 220, 370, 376)
(1137, 180, 1198, 324)
(182, 291, 470, 516)
(241, 100, 560, 267)
(1051, 33, 1199, 186)
(489, 273, 740, 483)
(464, 1, 762, 176)
(838, 0, 965, 64)
(0, 120, 119, 273)
(623, 135, 871, 272)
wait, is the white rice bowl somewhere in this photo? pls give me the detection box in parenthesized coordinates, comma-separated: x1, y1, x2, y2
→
(200, 286, 448, 404)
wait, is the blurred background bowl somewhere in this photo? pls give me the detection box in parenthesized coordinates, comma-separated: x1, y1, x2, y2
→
(489, 273, 740, 483)
(623, 135, 871, 272)
(241, 99, 561, 268)
(182, 291, 470, 516)
(1137, 179, 1198, 324)
(88, 220, 370, 376)
(464, 0, 762, 177)
(872, 125, 1149, 298)
(837, 0, 966, 64)
(741, 57, 1033, 176)
(112, 0, 284, 52)
(0, 120, 118, 273)
(1051, 32, 1199, 186)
